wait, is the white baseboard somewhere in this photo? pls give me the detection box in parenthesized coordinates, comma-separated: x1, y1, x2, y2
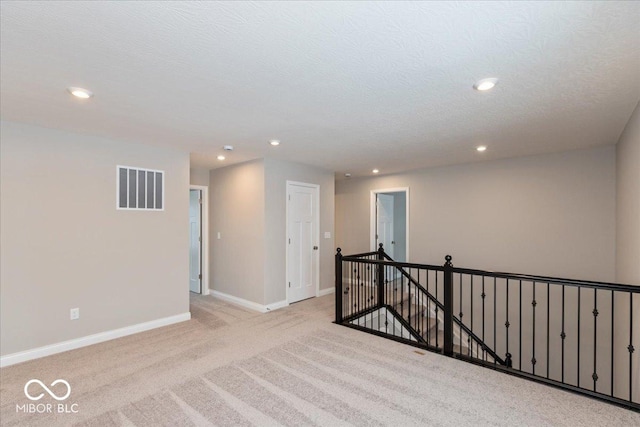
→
(0, 312, 191, 368)
(318, 287, 335, 297)
(210, 290, 289, 313)
(265, 299, 289, 311)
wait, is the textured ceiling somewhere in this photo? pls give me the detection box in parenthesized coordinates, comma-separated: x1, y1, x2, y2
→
(1, 1, 639, 177)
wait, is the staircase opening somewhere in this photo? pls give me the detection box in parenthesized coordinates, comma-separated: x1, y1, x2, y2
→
(334, 245, 639, 411)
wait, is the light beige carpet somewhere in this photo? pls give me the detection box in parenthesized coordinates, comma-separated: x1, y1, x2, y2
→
(1, 294, 638, 426)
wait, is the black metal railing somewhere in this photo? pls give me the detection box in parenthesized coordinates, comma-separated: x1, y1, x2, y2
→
(335, 245, 640, 411)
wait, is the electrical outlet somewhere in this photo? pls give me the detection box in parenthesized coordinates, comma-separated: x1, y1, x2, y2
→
(70, 308, 79, 320)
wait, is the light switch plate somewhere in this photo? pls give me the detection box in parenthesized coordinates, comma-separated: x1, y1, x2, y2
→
(324, 232, 331, 239)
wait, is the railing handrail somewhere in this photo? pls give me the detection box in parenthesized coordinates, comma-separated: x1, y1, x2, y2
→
(341, 255, 639, 293)
(341, 256, 445, 272)
(450, 266, 639, 292)
(343, 250, 379, 258)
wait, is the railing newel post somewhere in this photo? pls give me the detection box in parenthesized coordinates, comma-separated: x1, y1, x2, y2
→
(443, 255, 454, 357)
(377, 243, 385, 309)
(335, 248, 343, 324)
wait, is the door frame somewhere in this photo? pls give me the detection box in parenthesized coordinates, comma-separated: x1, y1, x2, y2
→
(370, 187, 410, 261)
(190, 185, 209, 296)
(286, 180, 320, 303)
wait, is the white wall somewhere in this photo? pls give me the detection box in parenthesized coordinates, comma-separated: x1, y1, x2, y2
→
(264, 158, 335, 305)
(0, 121, 190, 357)
(337, 146, 616, 282)
(190, 168, 210, 186)
(209, 160, 265, 304)
(614, 101, 640, 398)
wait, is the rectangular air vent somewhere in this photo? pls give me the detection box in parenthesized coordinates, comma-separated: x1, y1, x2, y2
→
(117, 166, 164, 210)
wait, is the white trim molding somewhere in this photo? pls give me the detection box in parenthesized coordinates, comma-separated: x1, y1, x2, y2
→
(0, 312, 191, 368)
(370, 187, 410, 261)
(190, 184, 209, 296)
(318, 287, 336, 297)
(211, 290, 289, 313)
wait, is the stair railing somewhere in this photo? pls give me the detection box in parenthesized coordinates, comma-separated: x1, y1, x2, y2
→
(383, 250, 506, 365)
(335, 245, 640, 411)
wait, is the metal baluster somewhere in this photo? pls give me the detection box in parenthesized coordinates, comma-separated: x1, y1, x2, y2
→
(593, 288, 598, 392)
(519, 279, 522, 370)
(493, 276, 497, 365)
(416, 268, 420, 336)
(459, 273, 463, 354)
(561, 285, 565, 383)
(610, 289, 614, 397)
(532, 281, 537, 375)
(482, 276, 486, 361)
(471, 275, 474, 353)
(436, 270, 439, 348)
(376, 260, 380, 331)
(425, 270, 431, 345)
(547, 282, 550, 379)
(394, 266, 406, 338)
(357, 262, 361, 315)
(412, 268, 415, 334)
(506, 278, 511, 367)
(335, 249, 342, 323)
(578, 287, 581, 388)
(370, 263, 374, 324)
(350, 261, 354, 319)
(629, 291, 634, 402)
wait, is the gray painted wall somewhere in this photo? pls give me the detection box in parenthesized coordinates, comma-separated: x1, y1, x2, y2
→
(209, 160, 266, 304)
(614, 102, 640, 397)
(0, 121, 190, 356)
(208, 158, 334, 306)
(264, 158, 335, 304)
(190, 168, 210, 186)
(336, 146, 616, 282)
(616, 102, 640, 285)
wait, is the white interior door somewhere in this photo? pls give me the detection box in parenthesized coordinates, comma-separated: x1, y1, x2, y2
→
(377, 193, 394, 258)
(287, 183, 319, 303)
(189, 189, 201, 293)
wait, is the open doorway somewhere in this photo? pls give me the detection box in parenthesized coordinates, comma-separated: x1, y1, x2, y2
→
(370, 188, 409, 262)
(189, 185, 209, 295)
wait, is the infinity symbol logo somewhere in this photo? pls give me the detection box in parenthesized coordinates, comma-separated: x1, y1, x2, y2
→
(24, 379, 71, 401)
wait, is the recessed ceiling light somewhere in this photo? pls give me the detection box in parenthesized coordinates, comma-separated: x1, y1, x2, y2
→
(269, 140, 280, 146)
(217, 155, 226, 161)
(223, 145, 234, 151)
(473, 78, 498, 91)
(344, 173, 352, 178)
(372, 169, 379, 174)
(67, 87, 93, 99)
(476, 145, 487, 152)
